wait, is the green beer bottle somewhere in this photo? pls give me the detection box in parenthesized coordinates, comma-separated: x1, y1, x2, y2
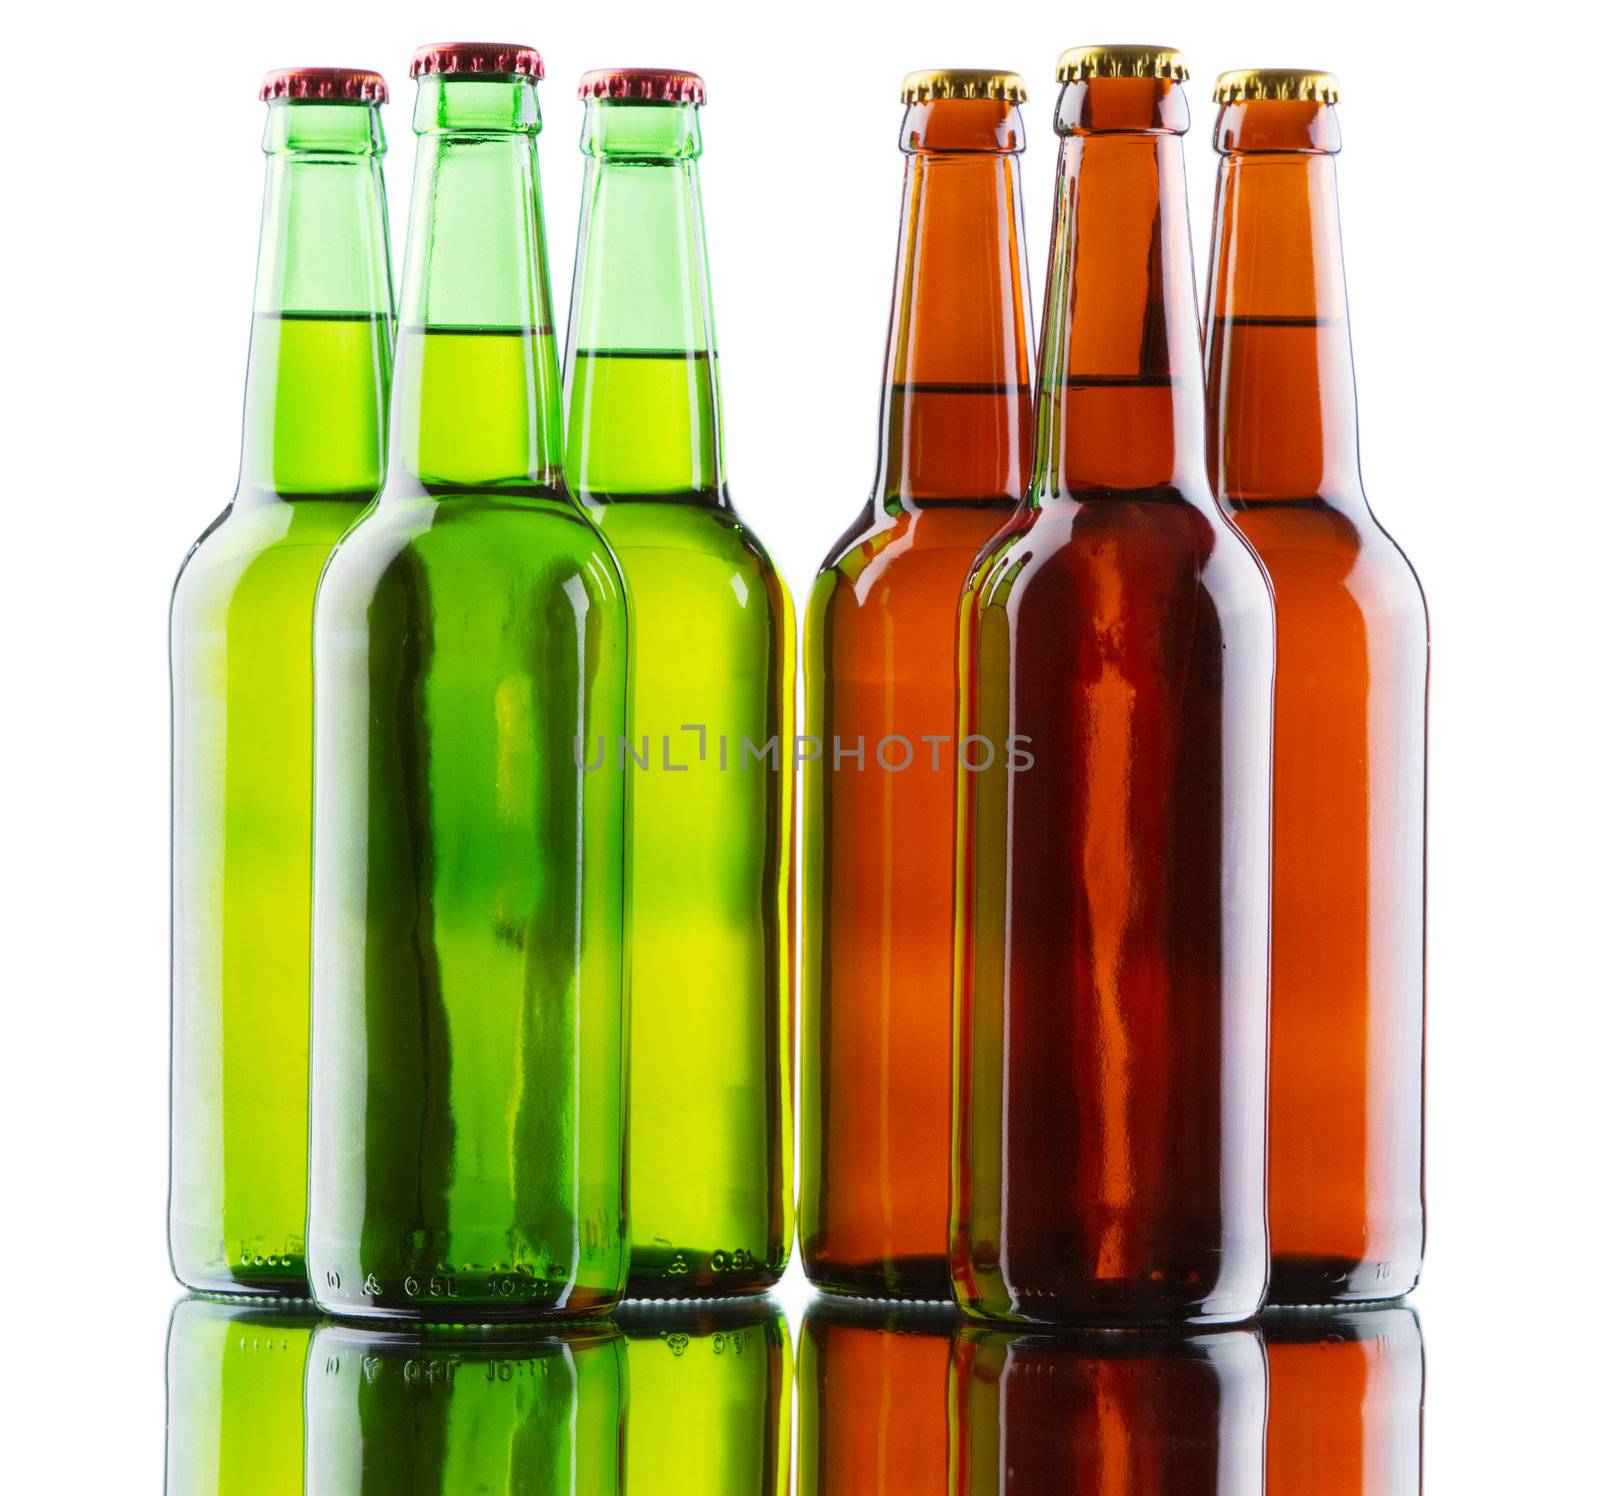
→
(616, 1300, 792, 1493)
(308, 43, 630, 1322)
(563, 68, 794, 1296)
(165, 1296, 318, 1495)
(169, 66, 394, 1295)
(305, 1323, 625, 1493)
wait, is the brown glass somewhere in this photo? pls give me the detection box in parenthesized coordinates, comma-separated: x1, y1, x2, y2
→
(953, 75, 1274, 1326)
(797, 1297, 958, 1494)
(951, 1322, 1267, 1493)
(1261, 1306, 1424, 1494)
(1205, 97, 1428, 1303)
(801, 94, 1033, 1298)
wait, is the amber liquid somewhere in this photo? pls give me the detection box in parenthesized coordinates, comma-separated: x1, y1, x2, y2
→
(957, 477, 1274, 1324)
(805, 485, 1015, 1297)
(954, 86, 1274, 1328)
(1205, 112, 1428, 1304)
(802, 97, 1033, 1300)
(1224, 466, 1426, 1302)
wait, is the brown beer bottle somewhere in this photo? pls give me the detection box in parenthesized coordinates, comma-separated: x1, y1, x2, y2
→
(1205, 70, 1428, 1303)
(797, 1298, 957, 1494)
(951, 1323, 1268, 1494)
(1261, 1306, 1424, 1494)
(953, 46, 1275, 1327)
(801, 69, 1034, 1299)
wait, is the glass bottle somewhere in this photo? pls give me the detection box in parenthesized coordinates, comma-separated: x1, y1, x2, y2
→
(1205, 70, 1428, 1304)
(802, 68, 1034, 1300)
(616, 1299, 792, 1494)
(954, 46, 1275, 1326)
(165, 1296, 318, 1495)
(308, 42, 629, 1322)
(564, 68, 794, 1297)
(305, 1322, 625, 1493)
(169, 66, 394, 1295)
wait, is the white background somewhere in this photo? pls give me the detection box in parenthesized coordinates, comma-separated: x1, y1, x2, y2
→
(6, 0, 1597, 1485)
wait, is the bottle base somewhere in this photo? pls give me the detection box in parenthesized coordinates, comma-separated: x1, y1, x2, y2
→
(1267, 1253, 1420, 1306)
(625, 1246, 783, 1301)
(955, 1272, 1264, 1329)
(801, 1252, 955, 1303)
(306, 1254, 623, 1324)
(312, 1291, 622, 1326)
(172, 1258, 310, 1300)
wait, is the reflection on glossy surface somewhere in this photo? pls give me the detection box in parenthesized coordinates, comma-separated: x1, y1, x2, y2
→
(165, 1296, 316, 1495)
(618, 1298, 791, 1492)
(305, 1320, 624, 1493)
(798, 1297, 958, 1493)
(1264, 1306, 1423, 1494)
(952, 1322, 1267, 1494)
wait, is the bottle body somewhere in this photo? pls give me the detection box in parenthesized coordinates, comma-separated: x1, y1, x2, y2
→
(802, 84, 1033, 1298)
(1262, 1306, 1424, 1494)
(951, 1323, 1268, 1494)
(169, 91, 393, 1294)
(797, 1298, 957, 1495)
(308, 489, 629, 1317)
(308, 62, 629, 1321)
(595, 496, 794, 1293)
(956, 496, 1274, 1324)
(564, 89, 794, 1296)
(1206, 90, 1427, 1303)
(165, 1297, 318, 1496)
(305, 1323, 625, 1494)
(953, 66, 1273, 1326)
(617, 1300, 792, 1493)
(804, 504, 1013, 1297)
(1239, 498, 1425, 1301)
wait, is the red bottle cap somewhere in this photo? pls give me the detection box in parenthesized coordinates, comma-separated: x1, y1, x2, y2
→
(410, 43, 545, 80)
(577, 68, 706, 105)
(259, 67, 389, 104)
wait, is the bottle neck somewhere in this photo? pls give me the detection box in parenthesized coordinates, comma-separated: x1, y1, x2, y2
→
(238, 101, 393, 505)
(875, 97, 1034, 510)
(1205, 100, 1360, 505)
(389, 75, 563, 496)
(563, 100, 723, 503)
(1034, 77, 1206, 500)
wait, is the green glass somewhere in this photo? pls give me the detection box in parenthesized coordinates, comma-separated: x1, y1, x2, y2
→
(563, 90, 794, 1295)
(306, 1322, 625, 1493)
(309, 66, 630, 1321)
(165, 1296, 318, 1495)
(169, 92, 394, 1294)
(616, 1299, 792, 1493)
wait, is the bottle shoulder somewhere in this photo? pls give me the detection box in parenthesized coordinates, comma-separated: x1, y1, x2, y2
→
(812, 501, 1017, 608)
(1229, 497, 1428, 629)
(972, 490, 1274, 626)
(172, 497, 362, 612)
(587, 497, 793, 628)
(321, 490, 627, 607)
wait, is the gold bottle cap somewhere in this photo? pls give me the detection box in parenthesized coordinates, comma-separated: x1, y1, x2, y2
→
(1056, 45, 1188, 83)
(1213, 69, 1340, 104)
(900, 68, 1027, 104)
